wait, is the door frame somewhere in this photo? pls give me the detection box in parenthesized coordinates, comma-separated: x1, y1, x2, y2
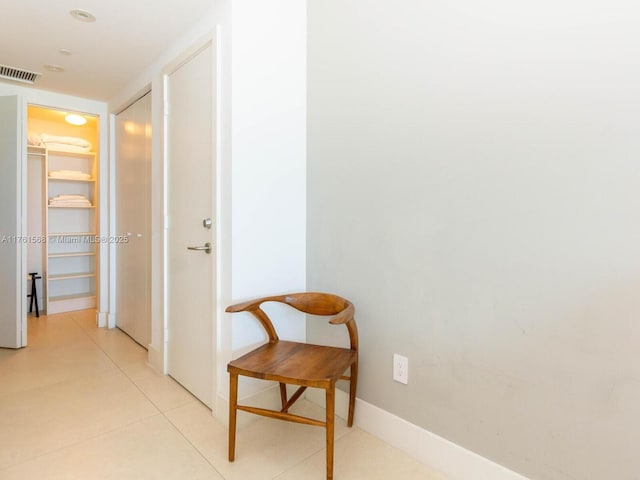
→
(26, 102, 108, 324)
(19, 97, 27, 347)
(0, 94, 27, 348)
(160, 34, 218, 411)
(0, 84, 109, 347)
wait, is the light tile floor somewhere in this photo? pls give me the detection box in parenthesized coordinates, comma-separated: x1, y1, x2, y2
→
(0, 310, 446, 480)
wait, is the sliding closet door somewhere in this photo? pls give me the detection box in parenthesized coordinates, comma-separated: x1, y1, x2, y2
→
(115, 93, 151, 346)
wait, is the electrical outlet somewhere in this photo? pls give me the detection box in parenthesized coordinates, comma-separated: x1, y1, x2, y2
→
(393, 353, 408, 384)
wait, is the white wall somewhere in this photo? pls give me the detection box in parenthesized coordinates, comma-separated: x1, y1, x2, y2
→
(307, 1, 640, 479)
(229, 0, 307, 360)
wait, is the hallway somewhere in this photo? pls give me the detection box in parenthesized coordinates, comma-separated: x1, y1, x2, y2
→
(0, 310, 445, 479)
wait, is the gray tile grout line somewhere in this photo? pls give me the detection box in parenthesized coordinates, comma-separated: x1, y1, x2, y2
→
(0, 413, 166, 474)
(68, 312, 355, 480)
(0, 312, 157, 473)
(270, 424, 358, 480)
(0, 315, 120, 399)
(3, 313, 355, 480)
(162, 408, 229, 479)
(70, 311, 228, 479)
(8, 313, 338, 479)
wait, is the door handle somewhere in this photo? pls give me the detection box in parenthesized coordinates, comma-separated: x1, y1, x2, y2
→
(187, 242, 211, 254)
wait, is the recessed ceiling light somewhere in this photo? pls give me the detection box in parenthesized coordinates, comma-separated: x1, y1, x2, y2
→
(65, 114, 87, 126)
(59, 49, 72, 56)
(44, 64, 65, 73)
(70, 9, 96, 22)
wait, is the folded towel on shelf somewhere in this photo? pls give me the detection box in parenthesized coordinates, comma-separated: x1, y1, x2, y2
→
(40, 133, 92, 153)
(28, 132, 43, 146)
(53, 194, 86, 199)
(49, 194, 92, 207)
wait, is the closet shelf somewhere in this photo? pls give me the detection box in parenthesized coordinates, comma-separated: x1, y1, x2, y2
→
(46, 149, 95, 159)
(47, 232, 96, 237)
(48, 177, 95, 183)
(28, 146, 46, 156)
(48, 293, 96, 303)
(48, 252, 96, 258)
(49, 272, 96, 281)
(48, 205, 95, 209)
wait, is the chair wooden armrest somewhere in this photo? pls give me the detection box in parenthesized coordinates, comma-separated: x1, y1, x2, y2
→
(226, 292, 357, 348)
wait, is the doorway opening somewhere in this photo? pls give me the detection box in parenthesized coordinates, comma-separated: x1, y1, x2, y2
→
(26, 105, 100, 321)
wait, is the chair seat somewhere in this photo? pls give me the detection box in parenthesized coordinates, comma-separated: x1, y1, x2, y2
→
(228, 340, 356, 388)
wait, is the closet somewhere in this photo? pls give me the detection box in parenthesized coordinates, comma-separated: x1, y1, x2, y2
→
(27, 106, 99, 315)
(114, 93, 151, 347)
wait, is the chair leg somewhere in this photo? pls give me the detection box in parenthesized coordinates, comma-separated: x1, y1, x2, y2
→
(279, 382, 288, 412)
(348, 359, 358, 427)
(229, 372, 238, 462)
(326, 385, 335, 480)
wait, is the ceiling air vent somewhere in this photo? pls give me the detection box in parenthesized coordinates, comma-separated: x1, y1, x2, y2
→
(0, 64, 42, 84)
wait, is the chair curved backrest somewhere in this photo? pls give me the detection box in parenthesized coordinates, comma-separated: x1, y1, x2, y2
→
(225, 292, 358, 350)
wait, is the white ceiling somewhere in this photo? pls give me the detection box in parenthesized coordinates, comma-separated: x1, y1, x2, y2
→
(0, 0, 214, 101)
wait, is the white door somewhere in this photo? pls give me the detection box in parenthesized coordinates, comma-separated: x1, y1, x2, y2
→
(115, 93, 151, 347)
(0, 95, 26, 348)
(166, 42, 216, 408)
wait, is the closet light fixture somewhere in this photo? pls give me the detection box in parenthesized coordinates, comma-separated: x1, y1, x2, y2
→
(65, 114, 87, 126)
(70, 9, 96, 22)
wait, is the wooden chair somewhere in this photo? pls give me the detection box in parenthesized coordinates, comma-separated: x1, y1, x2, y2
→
(226, 292, 358, 480)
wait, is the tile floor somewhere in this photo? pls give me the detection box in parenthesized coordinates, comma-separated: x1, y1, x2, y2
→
(0, 310, 446, 480)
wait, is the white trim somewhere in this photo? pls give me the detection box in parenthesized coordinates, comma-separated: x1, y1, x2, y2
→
(147, 344, 163, 372)
(306, 389, 528, 480)
(161, 34, 217, 407)
(214, 4, 233, 411)
(107, 312, 116, 329)
(47, 295, 96, 315)
(107, 112, 117, 331)
(19, 96, 27, 347)
(96, 311, 108, 328)
(97, 102, 110, 323)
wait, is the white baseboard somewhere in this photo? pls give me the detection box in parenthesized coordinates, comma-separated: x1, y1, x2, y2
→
(106, 312, 116, 329)
(48, 296, 96, 315)
(306, 389, 528, 480)
(147, 344, 164, 373)
(96, 311, 108, 328)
